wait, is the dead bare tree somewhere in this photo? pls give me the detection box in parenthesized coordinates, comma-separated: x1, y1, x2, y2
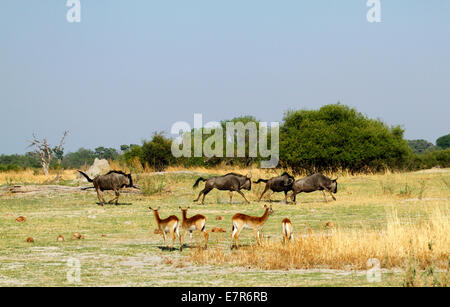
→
(27, 131, 69, 176)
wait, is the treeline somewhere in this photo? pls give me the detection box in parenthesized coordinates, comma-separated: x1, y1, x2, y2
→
(1, 104, 449, 174)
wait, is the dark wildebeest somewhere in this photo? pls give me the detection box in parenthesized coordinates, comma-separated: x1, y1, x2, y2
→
(78, 170, 135, 205)
(253, 172, 295, 203)
(193, 173, 252, 205)
(290, 173, 338, 204)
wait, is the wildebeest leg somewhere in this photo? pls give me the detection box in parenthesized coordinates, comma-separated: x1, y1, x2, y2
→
(201, 188, 212, 205)
(229, 191, 233, 205)
(109, 189, 120, 204)
(237, 190, 250, 204)
(258, 185, 269, 202)
(283, 191, 289, 204)
(267, 190, 273, 202)
(328, 189, 336, 201)
(96, 188, 105, 205)
(322, 190, 328, 202)
(193, 190, 203, 202)
(290, 191, 297, 204)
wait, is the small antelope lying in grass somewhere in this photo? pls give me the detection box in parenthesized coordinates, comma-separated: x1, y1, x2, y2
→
(179, 206, 208, 251)
(282, 218, 294, 243)
(231, 205, 274, 249)
(149, 206, 180, 250)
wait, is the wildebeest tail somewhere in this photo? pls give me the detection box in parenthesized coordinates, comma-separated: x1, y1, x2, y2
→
(78, 170, 93, 182)
(253, 179, 268, 184)
(193, 177, 207, 188)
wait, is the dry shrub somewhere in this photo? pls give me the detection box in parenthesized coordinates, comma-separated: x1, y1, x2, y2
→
(191, 207, 449, 271)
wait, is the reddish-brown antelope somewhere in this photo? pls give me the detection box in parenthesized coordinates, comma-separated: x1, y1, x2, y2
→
(231, 205, 274, 249)
(149, 206, 180, 250)
(179, 206, 208, 251)
(281, 218, 294, 243)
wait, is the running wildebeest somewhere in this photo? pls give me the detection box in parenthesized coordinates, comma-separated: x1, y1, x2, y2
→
(78, 170, 135, 205)
(193, 173, 252, 205)
(254, 172, 295, 203)
(290, 173, 338, 204)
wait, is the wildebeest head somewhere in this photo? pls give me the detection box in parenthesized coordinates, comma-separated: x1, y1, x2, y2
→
(330, 178, 338, 193)
(281, 172, 295, 187)
(241, 173, 252, 190)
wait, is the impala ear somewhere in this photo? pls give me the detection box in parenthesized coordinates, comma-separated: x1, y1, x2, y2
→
(149, 206, 153, 210)
(156, 206, 160, 211)
(179, 206, 182, 209)
(187, 206, 190, 209)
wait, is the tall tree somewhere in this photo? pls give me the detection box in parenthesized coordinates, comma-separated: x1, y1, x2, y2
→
(27, 131, 68, 175)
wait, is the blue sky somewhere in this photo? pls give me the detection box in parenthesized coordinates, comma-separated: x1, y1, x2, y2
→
(1, 1, 449, 154)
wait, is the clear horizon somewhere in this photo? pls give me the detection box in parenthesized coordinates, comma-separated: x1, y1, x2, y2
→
(1, 1, 449, 155)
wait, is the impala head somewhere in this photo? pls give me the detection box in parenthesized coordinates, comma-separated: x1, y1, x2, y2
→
(264, 204, 274, 215)
(331, 177, 338, 193)
(179, 206, 190, 213)
(148, 206, 161, 213)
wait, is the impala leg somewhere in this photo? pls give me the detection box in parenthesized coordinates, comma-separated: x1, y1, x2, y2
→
(203, 230, 209, 249)
(170, 229, 176, 250)
(162, 231, 167, 248)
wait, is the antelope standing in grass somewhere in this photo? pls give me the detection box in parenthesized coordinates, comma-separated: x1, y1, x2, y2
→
(179, 206, 208, 251)
(231, 205, 274, 249)
(281, 218, 294, 243)
(149, 207, 180, 250)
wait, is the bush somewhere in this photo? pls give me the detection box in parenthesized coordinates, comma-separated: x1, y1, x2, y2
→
(141, 133, 175, 171)
(280, 104, 413, 173)
(436, 134, 450, 149)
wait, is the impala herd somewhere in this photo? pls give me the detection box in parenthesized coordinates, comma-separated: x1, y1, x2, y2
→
(143, 172, 338, 250)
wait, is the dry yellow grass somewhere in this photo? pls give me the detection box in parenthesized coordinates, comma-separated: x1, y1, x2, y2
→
(190, 206, 450, 271)
(0, 169, 78, 185)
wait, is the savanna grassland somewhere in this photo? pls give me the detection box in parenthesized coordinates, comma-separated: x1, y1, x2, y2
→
(0, 168, 449, 287)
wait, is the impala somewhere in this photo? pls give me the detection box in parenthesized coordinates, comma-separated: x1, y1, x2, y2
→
(231, 204, 274, 249)
(179, 206, 208, 251)
(281, 218, 294, 243)
(149, 206, 180, 250)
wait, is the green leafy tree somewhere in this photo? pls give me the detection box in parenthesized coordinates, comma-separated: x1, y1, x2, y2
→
(62, 148, 97, 169)
(407, 139, 437, 154)
(141, 133, 174, 171)
(94, 147, 119, 160)
(280, 104, 412, 173)
(436, 134, 450, 149)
